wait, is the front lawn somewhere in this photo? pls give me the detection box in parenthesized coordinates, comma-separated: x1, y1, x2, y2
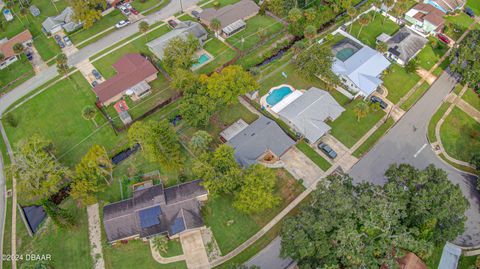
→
(416, 41, 448, 70)
(0, 56, 34, 94)
(226, 15, 285, 52)
(195, 38, 238, 74)
(2, 72, 123, 167)
(462, 88, 480, 111)
(428, 102, 450, 142)
(444, 13, 474, 40)
(400, 82, 430, 111)
(17, 199, 92, 269)
(296, 141, 332, 171)
(103, 239, 187, 269)
(203, 169, 304, 254)
(69, 10, 126, 46)
(329, 99, 386, 148)
(440, 107, 480, 162)
(348, 12, 400, 47)
(383, 64, 421, 104)
(352, 117, 394, 158)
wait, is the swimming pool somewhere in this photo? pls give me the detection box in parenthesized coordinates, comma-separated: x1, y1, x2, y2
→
(336, 47, 355, 61)
(266, 86, 293, 106)
(192, 53, 211, 68)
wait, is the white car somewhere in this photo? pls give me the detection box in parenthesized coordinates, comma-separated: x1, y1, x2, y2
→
(115, 20, 130, 29)
(124, 3, 132, 9)
(119, 5, 130, 15)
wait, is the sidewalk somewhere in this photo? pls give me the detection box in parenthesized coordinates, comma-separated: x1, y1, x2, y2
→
(87, 203, 105, 269)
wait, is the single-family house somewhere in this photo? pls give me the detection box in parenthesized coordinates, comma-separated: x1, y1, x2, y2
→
(103, 180, 208, 243)
(385, 26, 428, 66)
(223, 116, 295, 167)
(276, 87, 345, 143)
(199, 0, 259, 37)
(42, 7, 82, 34)
(146, 21, 208, 60)
(0, 30, 33, 70)
(93, 54, 158, 106)
(405, 3, 445, 34)
(332, 31, 391, 97)
(423, 0, 465, 13)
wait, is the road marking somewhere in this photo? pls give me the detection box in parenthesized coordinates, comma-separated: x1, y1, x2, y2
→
(414, 143, 428, 158)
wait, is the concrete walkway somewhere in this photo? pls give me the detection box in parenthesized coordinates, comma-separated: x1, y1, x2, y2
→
(87, 203, 105, 269)
(456, 99, 480, 123)
(149, 239, 186, 264)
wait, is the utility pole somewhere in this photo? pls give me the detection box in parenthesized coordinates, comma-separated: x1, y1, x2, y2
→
(180, 0, 184, 13)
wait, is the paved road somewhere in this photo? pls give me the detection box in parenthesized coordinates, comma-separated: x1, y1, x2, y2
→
(350, 72, 480, 247)
(245, 237, 293, 269)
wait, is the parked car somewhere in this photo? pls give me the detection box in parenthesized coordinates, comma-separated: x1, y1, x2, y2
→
(57, 40, 65, 48)
(119, 5, 130, 15)
(437, 33, 450, 44)
(130, 8, 139, 15)
(123, 2, 132, 9)
(91, 80, 98, 87)
(115, 20, 130, 29)
(370, 95, 388, 109)
(63, 36, 72, 46)
(92, 69, 102, 80)
(54, 34, 61, 42)
(317, 142, 337, 159)
(191, 10, 200, 19)
(168, 19, 178, 28)
(464, 7, 475, 18)
(25, 51, 33, 61)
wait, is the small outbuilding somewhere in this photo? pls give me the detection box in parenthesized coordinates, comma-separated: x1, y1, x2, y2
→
(29, 5, 40, 17)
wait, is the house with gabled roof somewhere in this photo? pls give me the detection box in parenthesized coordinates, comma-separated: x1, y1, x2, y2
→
(0, 30, 32, 70)
(384, 26, 428, 66)
(42, 7, 82, 35)
(405, 3, 446, 34)
(103, 180, 208, 243)
(423, 0, 465, 13)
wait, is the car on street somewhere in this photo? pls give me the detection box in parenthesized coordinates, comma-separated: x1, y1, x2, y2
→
(370, 95, 388, 109)
(119, 5, 130, 15)
(437, 33, 450, 44)
(130, 8, 139, 15)
(91, 80, 98, 87)
(63, 36, 72, 46)
(464, 7, 475, 18)
(115, 20, 130, 29)
(317, 142, 337, 159)
(92, 69, 102, 80)
(168, 19, 178, 28)
(191, 10, 200, 19)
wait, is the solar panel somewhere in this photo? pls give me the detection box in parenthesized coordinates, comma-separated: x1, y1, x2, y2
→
(139, 206, 161, 229)
(170, 216, 186, 235)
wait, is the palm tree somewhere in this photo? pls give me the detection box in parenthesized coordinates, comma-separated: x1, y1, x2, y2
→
(138, 21, 150, 41)
(292, 40, 305, 57)
(354, 101, 370, 122)
(347, 7, 357, 33)
(257, 26, 267, 41)
(210, 18, 221, 36)
(56, 53, 67, 65)
(6, 1, 23, 24)
(13, 43, 24, 55)
(376, 41, 388, 53)
(50, 0, 59, 12)
(0, 53, 5, 63)
(357, 14, 371, 38)
(82, 106, 98, 127)
(304, 25, 316, 44)
(19, 7, 29, 23)
(152, 235, 169, 254)
(383, 0, 395, 26)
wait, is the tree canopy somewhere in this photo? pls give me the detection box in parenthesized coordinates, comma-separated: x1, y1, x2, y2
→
(281, 164, 468, 268)
(292, 44, 337, 83)
(72, 0, 105, 29)
(450, 29, 480, 88)
(163, 35, 200, 71)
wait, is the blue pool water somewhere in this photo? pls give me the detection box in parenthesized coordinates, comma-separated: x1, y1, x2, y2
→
(266, 86, 293, 106)
(192, 53, 211, 68)
(336, 48, 355, 61)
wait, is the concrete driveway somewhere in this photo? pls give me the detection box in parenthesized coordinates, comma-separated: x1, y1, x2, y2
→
(349, 72, 480, 247)
(180, 230, 210, 269)
(281, 147, 324, 188)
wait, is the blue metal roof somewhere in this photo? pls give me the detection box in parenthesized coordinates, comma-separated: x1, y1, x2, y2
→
(139, 206, 161, 229)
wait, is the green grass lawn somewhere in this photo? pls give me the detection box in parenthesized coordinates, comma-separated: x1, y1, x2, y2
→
(462, 88, 480, 111)
(17, 199, 92, 269)
(401, 82, 430, 111)
(132, 0, 165, 12)
(203, 169, 304, 254)
(164, 239, 184, 257)
(432, 57, 451, 77)
(226, 15, 284, 52)
(348, 11, 400, 47)
(69, 10, 126, 46)
(93, 25, 170, 78)
(2, 72, 124, 168)
(467, 0, 480, 14)
(0, 56, 34, 94)
(416, 41, 448, 71)
(383, 64, 421, 104)
(104, 239, 187, 269)
(428, 102, 450, 142)
(296, 141, 332, 171)
(195, 38, 238, 74)
(236, 31, 290, 69)
(440, 107, 480, 162)
(353, 117, 394, 158)
(329, 99, 386, 148)
(444, 13, 474, 40)
(203, 0, 241, 8)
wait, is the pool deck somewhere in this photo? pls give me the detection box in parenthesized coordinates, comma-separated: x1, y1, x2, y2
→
(259, 84, 303, 117)
(191, 49, 214, 71)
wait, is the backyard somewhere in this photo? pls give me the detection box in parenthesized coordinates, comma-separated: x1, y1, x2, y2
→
(383, 64, 421, 104)
(226, 15, 285, 52)
(195, 38, 238, 74)
(348, 11, 400, 48)
(440, 107, 480, 162)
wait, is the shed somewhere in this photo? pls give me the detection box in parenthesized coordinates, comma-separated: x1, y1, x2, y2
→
(220, 119, 248, 141)
(21, 205, 46, 235)
(376, 33, 391, 44)
(29, 5, 40, 17)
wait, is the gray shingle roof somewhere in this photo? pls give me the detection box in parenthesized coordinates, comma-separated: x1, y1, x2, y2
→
(227, 116, 295, 167)
(278, 87, 345, 143)
(146, 21, 207, 59)
(199, 0, 259, 28)
(103, 180, 207, 242)
(386, 26, 428, 63)
(42, 7, 82, 33)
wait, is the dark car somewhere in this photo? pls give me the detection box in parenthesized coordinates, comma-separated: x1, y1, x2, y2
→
(317, 142, 337, 159)
(437, 33, 450, 44)
(92, 69, 102, 80)
(130, 8, 139, 15)
(464, 7, 475, 18)
(25, 51, 33, 61)
(54, 34, 61, 42)
(58, 40, 65, 48)
(370, 95, 388, 109)
(168, 19, 178, 28)
(91, 80, 98, 87)
(191, 10, 200, 19)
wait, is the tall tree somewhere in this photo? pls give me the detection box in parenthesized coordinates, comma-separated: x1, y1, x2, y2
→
(347, 7, 357, 33)
(189, 130, 213, 154)
(56, 53, 70, 79)
(353, 100, 370, 121)
(128, 120, 184, 172)
(357, 14, 371, 38)
(303, 25, 316, 43)
(72, 0, 105, 29)
(13, 43, 24, 55)
(233, 165, 279, 214)
(82, 106, 97, 126)
(163, 35, 200, 71)
(450, 30, 480, 87)
(138, 21, 150, 41)
(288, 8, 303, 23)
(292, 44, 337, 83)
(210, 18, 221, 36)
(179, 75, 217, 127)
(10, 135, 69, 204)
